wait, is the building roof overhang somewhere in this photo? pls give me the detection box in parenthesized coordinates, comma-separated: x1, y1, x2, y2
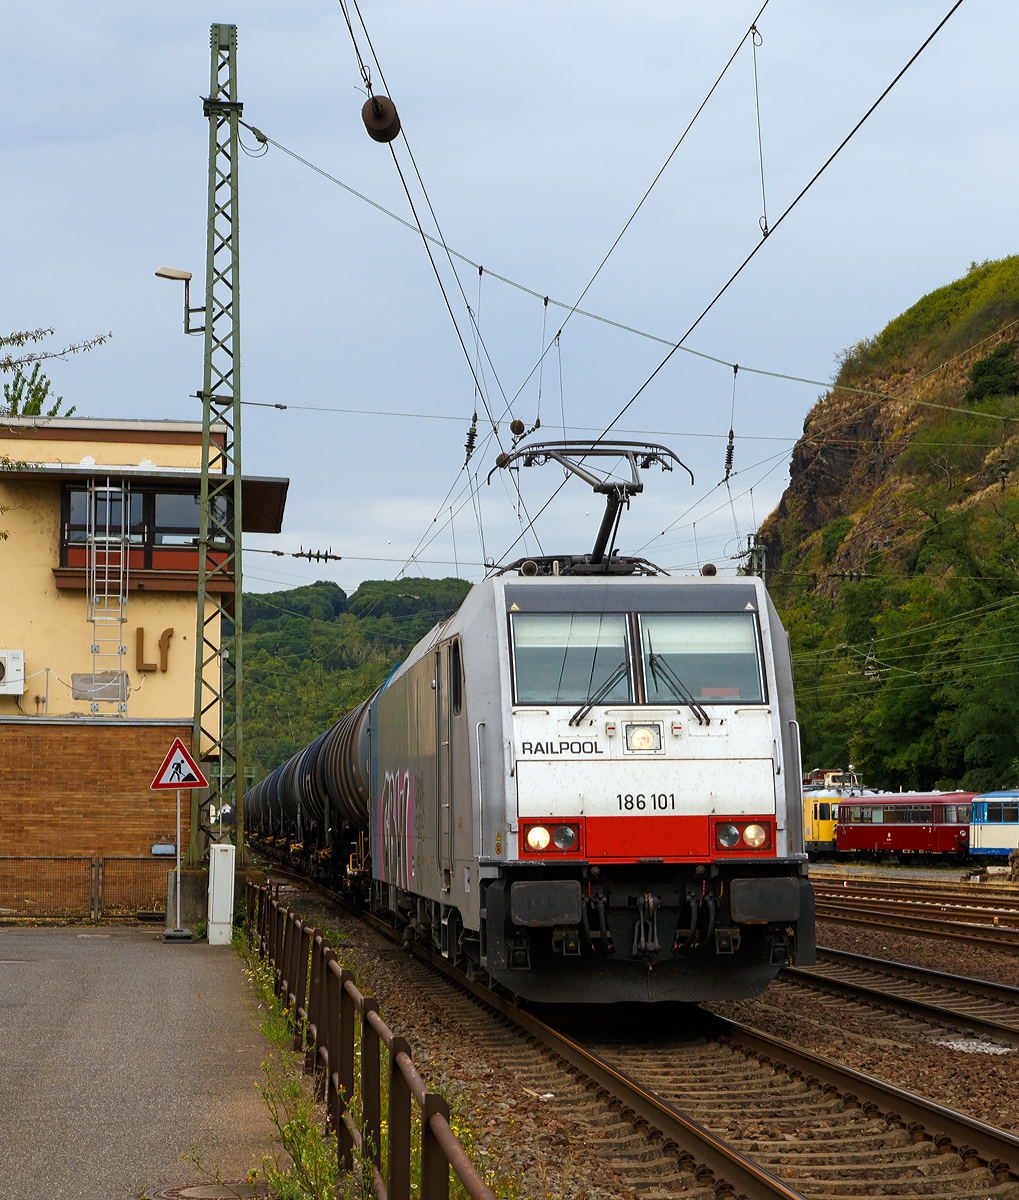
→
(1, 465, 288, 534)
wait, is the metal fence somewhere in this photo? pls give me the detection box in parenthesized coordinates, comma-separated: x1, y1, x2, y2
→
(0, 856, 171, 919)
(249, 881, 495, 1200)
(0, 856, 95, 918)
(100, 857, 170, 916)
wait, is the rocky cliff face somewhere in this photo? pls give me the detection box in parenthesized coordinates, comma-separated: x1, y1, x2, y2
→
(759, 275, 1019, 597)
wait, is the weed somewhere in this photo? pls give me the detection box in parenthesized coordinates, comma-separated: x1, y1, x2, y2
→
(227, 909, 522, 1200)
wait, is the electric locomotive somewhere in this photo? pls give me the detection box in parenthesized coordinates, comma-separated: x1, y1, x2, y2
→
(246, 442, 815, 1003)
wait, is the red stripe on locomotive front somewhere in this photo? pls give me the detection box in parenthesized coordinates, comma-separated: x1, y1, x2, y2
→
(518, 816, 777, 862)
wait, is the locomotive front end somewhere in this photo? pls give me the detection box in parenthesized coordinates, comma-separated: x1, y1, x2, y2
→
(477, 572, 814, 1003)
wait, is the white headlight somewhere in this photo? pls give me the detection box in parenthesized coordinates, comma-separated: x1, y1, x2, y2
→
(526, 825, 551, 851)
(743, 823, 767, 849)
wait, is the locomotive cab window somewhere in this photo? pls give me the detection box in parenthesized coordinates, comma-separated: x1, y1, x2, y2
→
(818, 802, 831, 821)
(510, 613, 631, 705)
(958, 804, 972, 823)
(639, 612, 765, 704)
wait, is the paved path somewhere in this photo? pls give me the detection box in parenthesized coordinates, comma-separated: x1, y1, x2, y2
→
(0, 926, 273, 1200)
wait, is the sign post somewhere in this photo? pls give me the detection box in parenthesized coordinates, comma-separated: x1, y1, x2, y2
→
(151, 737, 209, 941)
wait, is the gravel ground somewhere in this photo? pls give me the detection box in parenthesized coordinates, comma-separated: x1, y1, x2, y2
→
(710, 918, 1019, 1136)
(810, 862, 974, 882)
(815, 920, 1019, 989)
(272, 880, 697, 1200)
(266, 873, 1019, 1194)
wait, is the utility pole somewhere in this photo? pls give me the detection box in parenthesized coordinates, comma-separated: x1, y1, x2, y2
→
(187, 23, 246, 867)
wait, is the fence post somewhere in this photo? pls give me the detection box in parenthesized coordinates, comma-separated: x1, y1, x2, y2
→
(388, 1036, 412, 1200)
(307, 931, 324, 1083)
(361, 1001, 382, 1175)
(280, 912, 295, 1006)
(420, 1092, 451, 1200)
(294, 924, 311, 1052)
(322, 949, 339, 1130)
(337, 971, 356, 1172)
(274, 902, 285, 989)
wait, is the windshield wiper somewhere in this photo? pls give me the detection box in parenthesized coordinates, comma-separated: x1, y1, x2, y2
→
(569, 661, 629, 727)
(647, 636, 710, 725)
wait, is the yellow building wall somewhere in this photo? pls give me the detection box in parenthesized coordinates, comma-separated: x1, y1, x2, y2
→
(3, 435, 204, 471)
(0, 475, 221, 753)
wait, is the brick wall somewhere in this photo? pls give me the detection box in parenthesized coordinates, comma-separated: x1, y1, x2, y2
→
(0, 720, 195, 857)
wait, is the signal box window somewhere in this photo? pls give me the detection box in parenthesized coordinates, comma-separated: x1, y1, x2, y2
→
(511, 613, 631, 706)
(640, 612, 765, 704)
(61, 486, 229, 570)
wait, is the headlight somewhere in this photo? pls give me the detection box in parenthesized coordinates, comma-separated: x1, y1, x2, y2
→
(716, 823, 740, 848)
(743, 823, 768, 849)
(525, 825, 551, 851)
(553, 824, 577, 850)
(625, 723, 662, 751)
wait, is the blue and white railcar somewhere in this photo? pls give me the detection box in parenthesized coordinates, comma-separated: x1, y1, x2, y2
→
(969, 791, 1019, 857)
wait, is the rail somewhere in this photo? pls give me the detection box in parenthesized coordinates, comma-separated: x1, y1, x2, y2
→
(247, 881, 496, 1200)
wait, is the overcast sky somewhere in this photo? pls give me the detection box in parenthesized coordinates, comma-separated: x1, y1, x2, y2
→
(4, 1, 1015, 596)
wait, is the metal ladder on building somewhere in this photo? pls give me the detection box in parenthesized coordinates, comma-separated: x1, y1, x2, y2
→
(85, 479, 130, 714)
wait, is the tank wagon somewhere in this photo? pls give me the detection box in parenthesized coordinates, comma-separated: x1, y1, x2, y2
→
(246, 442, 814, 1003)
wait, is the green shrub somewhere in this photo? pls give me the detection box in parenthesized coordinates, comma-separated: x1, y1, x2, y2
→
(821, 517, 853, 563)
(963, 341, 1019, 403)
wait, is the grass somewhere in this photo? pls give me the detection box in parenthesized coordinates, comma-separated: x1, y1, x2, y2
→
(184, 913, 525, 1200)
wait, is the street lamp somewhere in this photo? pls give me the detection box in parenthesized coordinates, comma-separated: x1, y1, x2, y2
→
(155, 266, 204, 335)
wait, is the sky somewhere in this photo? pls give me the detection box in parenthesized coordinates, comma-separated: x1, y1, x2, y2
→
(3, 0, 1016, 597)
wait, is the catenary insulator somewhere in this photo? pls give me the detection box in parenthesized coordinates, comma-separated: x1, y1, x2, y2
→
(510, 419, 525, 436)
(362, 95, 401, 143)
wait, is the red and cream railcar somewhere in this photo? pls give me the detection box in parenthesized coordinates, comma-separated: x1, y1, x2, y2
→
(836, 793, 975, 856)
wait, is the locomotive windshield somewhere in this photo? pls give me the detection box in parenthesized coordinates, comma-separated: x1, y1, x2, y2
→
(640, 613, 764, 704)
(511, 613, 632, 705)
(510, 609, 766, 706)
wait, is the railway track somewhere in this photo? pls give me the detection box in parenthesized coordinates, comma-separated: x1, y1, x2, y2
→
(263, 866, 1019, 1199)
(781, 946, 1019, 1048)
(813, 879, 1019, 952)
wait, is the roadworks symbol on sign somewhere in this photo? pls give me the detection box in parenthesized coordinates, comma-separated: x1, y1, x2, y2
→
(150, 737, 209, 790)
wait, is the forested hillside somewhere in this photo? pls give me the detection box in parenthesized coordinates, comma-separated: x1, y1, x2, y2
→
(760, 256, 1019, 793)
(240, 577, 470, 780)
(240, 259, 1019, 795)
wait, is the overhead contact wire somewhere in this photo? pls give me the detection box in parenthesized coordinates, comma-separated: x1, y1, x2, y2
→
(599, 0, 968, 441)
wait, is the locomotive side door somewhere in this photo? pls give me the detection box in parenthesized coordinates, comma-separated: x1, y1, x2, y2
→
(436, 647, 452, 892)
(436, 638, 466, 896)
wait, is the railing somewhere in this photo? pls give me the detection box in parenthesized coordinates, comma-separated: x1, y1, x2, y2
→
(248, 881, 496, 1200)
(99, 856, 170, 916)
(0, 856, 172, 920)
(0, 856, 95, 918)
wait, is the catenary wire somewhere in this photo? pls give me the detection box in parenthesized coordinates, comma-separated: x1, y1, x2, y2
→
(597, 0, 968, 442)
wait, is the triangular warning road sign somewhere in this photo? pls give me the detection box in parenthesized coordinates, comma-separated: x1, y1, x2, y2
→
(151, 737, 210, 790)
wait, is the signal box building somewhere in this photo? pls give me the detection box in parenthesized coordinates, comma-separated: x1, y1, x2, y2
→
(0, 415, 287, 913)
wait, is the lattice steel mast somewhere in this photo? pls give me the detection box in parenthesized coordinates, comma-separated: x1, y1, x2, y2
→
(187, 22, 246, 867)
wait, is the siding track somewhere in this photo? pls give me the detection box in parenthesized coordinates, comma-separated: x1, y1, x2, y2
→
(265, 868, 1019, 1198)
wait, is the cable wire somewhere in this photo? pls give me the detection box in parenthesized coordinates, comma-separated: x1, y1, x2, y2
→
(598, 0, 967, 441)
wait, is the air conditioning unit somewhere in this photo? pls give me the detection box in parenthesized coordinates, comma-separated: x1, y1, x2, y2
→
(0, 650, 25, 695)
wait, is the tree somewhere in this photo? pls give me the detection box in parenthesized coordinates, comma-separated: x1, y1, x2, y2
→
(3, 363, 75, 417)
(1, 326, 111, 538)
